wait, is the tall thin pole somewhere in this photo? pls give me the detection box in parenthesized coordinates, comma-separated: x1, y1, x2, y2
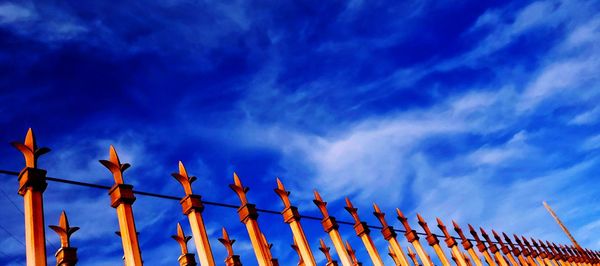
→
(12, 128, 50, 266)
(543, 202, 585, 255)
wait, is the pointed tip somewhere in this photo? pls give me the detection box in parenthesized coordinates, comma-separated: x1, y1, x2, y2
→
(233, 172, 242, 186)
(345, 197, 352, 208)
(59, 210, 68, 228)
(25, 128, 35, 147)
(492, 230, 499, 237)
(436, 217, 444, 226)
(178, 161, 187, 176)
(109, 145, 119, 163)
(416, 213, 425, 223)
(479, 227, 486, 234)
(176, 223, 184, 237)
(313, 190, 322, 201)
(373, 202, 381, 213)
(468, 224, 475, 231)
(319, 238, 326, 247)
(276, 177, 285, 190)
(222, 227, 229, 239)
(396, 208, 405, 218)
(452, 220, 460, 228)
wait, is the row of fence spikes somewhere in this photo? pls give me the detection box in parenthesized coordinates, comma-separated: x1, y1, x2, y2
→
(10, 128, 600, 266)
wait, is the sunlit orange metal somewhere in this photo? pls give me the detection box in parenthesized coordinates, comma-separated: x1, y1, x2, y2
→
(388, 245, 403, 265)
(545, 241, 570, 266)
(560, 245, 580, 266)
(100, 145, 143, 266)
(274, 178, 316, 266)
(171, 223, 197, 266)
(319, 239, 339, 266)
(416, 214, 451, 266)
(313, 190, 353, 266)
(468, 225, 498, 266)
(530, 237, 554, 266)
(49, 211, 79, 266)
(501, 233, 530, 266)
(229, 173, 272, 266)
(218, 227, 242, 266)
(373, 203, 410, 266)
(12, 128, 50, 266)
(434, 218, 467, 266)
(407, 246, 421, 266)
(491, 230, 519, 266)
(291, 242, 305, 266)
(522, 237, 546, 266)
(479, 228, 509, 266)
(452, 221, 484, 266)
(172, 161, 215, 266)
(396, 209, 434, 266)
(345, 241, 363, 266)
(260, 232, 279, 265)
(344, 198, 384, 266)
(537, 239, 559, 266)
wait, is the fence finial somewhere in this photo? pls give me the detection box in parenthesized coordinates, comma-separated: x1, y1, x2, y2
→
(452, 221, 483, 266)
(437, 218, 467, 266)
(274, 178, 316, 266)
(218, 227, 242, 266)
(492, 230, 519, 266)
(416, 214, 450, 266)
(13, 128, 49, 265)
(318, 239, 338, 266)
(229, 173, 271, 266)
(312, 190, 353, 266)
(100, 145, 142, 265)
(49, 211, 78, 266)
(345, 241, 362, 266)
(172, 223, 197, 266)
(373, 203, 409, 266)
(468, 225, 496, 266)
(172, 161, 215, 266)
(344, 197, 383, 265)
(480, 228, 508, 266)
(396, 209, 433, 266)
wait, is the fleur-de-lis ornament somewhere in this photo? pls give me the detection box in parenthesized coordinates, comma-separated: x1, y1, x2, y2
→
(99, 145, 130, 184)
(12, 128, 50, 169)
(218, 227, 236, 258)
(229, 173, 250, 205)
(172, 223, 193, 255)
(49, 211, 79, 248)
(171, 161, 197, 196)
(274, 178, 291, 208)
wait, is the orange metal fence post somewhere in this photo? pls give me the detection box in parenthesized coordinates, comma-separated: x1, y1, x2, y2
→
(436, 218, 468, 266)
(319, 239, 339, 266)
(479, 228, 509, 266)
(171, 161, 215, 266)
(171, 223, 198, 266)
(530, 238, 553, 266)
(218, 228, 243, 266)
(373, 203, 410, 266)
(388, 245, 403, 265)
(229, 173, 272, 266)
(313, 191, 353, 266)
(491, 230, 519, 266)
(260, 232, 279, 266)
(406, 247, 421, 266)
(99, 145, 143, 266)
(468, 225, 497, 266)
(416, 214, 451, 266)
(502, 233, 529, 266)
(344, 198, 384, 266)
(536, 239, 558, 266)
(345, 241, 363, 266)
(291, 242, 305, 266)
(49, 211, 79, 266)
(274, 178, 316, 266)
(396, 209, 434, 266)
(12, 128, 50, 266)
(452, 221, 484, 266)
(523, 237, 546, 266)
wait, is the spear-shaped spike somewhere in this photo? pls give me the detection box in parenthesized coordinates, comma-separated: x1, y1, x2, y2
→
(319, 239, 335, 263)
(273, 177, 291, 208)
(99, 145, 131, 184)
(344, 197, 361, 224)
(218, 227, 236, 258)
(416, 214, 435, 241)
(171, 161, 197, 196)
(373, 203, 389, 227)
(437, 218, 451, 239)
(346, 241, 361, 265)
(171, 223, 193, 255)
(49, 211, 79, 248)
(229, 172, 249, 205)
(313, 190, 331, 218)
(396, 208, 413, 232)
(407, 246, 419, 266)
(12, 128, 51, 169)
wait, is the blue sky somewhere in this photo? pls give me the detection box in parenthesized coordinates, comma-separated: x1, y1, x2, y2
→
(0, 0, 599, 265)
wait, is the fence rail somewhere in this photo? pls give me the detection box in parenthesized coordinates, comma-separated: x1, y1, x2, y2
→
(5, 128, 599, 266)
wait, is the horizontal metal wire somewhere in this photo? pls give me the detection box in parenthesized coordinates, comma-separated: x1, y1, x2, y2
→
(0, 169, 511, 244)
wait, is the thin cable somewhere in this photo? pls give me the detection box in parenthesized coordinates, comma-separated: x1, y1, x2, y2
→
(0, 224, 25, 248)
(0, 169, 500, 244)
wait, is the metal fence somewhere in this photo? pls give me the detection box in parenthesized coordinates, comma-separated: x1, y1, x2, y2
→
(7, 128, 600, 266)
